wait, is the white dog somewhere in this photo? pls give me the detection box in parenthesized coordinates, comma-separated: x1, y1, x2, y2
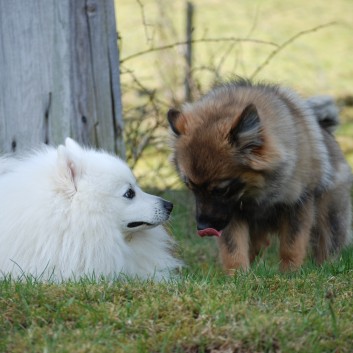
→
(0, 138, 181, 281)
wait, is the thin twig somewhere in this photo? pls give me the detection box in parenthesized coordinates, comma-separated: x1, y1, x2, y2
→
(120, 37, 279, 64)
(136, 0, 153, 44)
(250, 22, 337, 79)
(121, 67, 172, 108)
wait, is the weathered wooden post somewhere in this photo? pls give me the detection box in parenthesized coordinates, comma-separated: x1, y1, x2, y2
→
(0, 0, 125, 157)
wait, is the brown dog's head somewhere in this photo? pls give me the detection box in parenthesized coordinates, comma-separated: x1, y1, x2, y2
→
(167, 84, 283, 236)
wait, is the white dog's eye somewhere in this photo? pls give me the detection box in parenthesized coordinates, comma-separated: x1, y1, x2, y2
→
(123, 188, 135, 199)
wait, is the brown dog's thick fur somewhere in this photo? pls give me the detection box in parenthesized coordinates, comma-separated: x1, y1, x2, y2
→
(168, 79, 352, 272)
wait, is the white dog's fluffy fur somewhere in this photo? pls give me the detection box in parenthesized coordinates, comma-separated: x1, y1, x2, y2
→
(0, 138, 181, 281)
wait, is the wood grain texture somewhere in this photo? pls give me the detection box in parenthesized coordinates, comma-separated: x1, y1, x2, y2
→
(0, 0, 125, 157)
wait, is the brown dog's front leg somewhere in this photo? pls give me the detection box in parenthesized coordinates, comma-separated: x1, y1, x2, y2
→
(279, 198, 314, 271)
(217, 220, 250, 274)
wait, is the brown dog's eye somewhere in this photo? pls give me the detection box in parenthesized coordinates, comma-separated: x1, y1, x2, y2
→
(212, 186, 230, 197)
(211, 180, 232, 197)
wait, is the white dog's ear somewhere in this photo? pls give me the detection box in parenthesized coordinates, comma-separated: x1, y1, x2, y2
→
(57, 143, 83, 190)
(65, 137, 83, 153)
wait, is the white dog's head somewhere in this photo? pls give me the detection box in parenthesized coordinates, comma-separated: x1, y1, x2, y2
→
(56, 138, 173, 235)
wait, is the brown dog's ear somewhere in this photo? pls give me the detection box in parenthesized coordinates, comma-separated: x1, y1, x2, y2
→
(228, 104, 263, 152)
(167, 108, 188, 136)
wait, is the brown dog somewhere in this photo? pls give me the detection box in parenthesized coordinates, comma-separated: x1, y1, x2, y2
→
(168, 79, 352, 273)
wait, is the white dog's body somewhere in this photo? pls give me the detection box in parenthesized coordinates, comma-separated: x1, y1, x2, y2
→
(0, 138, 180, 281)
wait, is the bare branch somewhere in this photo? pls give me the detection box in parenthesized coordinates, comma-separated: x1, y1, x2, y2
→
(136, 0, 154, 44)
(250, 22, 337, 79)
(121, 67, 171, 108)
(120, 37, 279, 64)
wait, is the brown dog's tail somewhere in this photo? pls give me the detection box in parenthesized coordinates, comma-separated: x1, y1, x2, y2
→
(307, 96, 339, 133)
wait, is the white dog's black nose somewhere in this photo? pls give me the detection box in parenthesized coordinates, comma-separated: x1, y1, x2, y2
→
(163, 200, 173, 215)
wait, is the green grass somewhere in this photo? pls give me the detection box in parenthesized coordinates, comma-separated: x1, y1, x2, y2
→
(1, 189, 353, 353)
(1, 249, 352, 353)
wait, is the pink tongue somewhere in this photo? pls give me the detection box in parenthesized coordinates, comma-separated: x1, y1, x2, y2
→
(197, 228, 222, 237)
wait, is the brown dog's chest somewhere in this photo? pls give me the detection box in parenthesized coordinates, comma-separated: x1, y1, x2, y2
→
(236, 199, 301, 235)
